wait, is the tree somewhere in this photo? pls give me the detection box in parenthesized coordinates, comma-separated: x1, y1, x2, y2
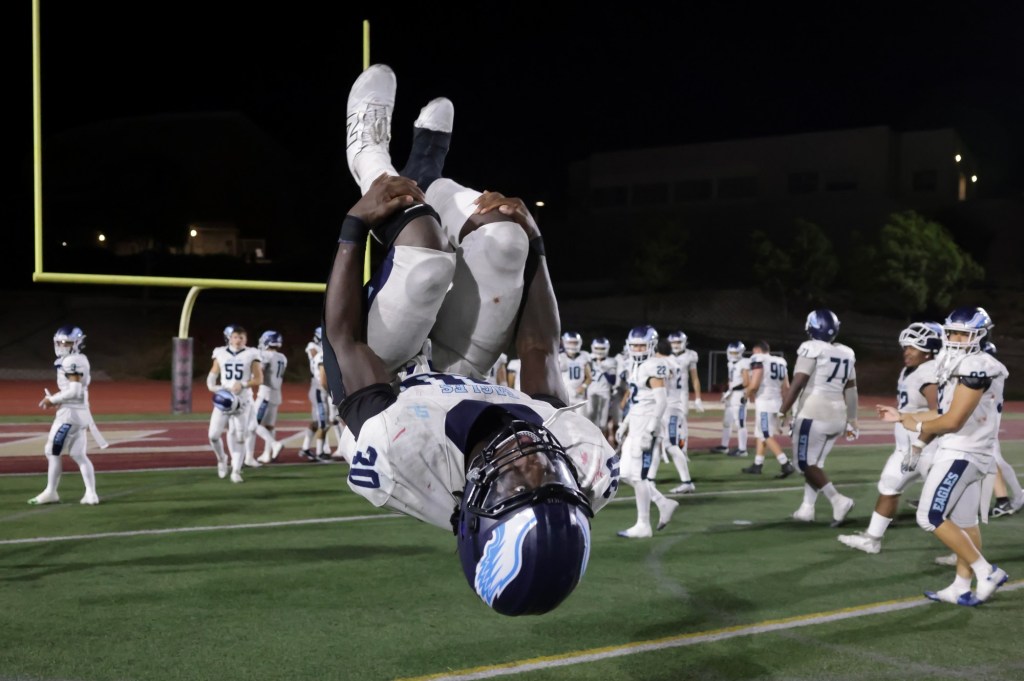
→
(631, 220, 688, 292)
(858, 211, 984, 317)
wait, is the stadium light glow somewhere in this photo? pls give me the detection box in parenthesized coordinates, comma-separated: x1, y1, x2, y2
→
(535, 201, 545, 207)
(98, 233, 106, 242)
(189, 228, 198, 237)
(61, 241, 67, 247)
(971, 175, 978, 183)
(955, 154, 962, 162)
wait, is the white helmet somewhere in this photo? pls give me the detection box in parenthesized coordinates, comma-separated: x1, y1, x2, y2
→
(726, 341, 745, 362)
(223, 324, 247, 348)
(561, 332, 582, 356)
(668, 331, 688, 354)
(590, 337, 610, 359)
(898, 322, 942, 355)
(626, 326, 658, 363)
(53, 326, 86, 358)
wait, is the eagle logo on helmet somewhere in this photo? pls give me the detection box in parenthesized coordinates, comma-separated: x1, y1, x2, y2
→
(212, 389, 241, 414)
(726, 341, 746, 362)
(258, 330, 283, 350)
(668, 331, 688, 354)
(474, 509, 539, 607)
(590, 337, 610, 359)
(53, 326, 86, 358)
(942, 306, 992, 356)
(805, 309, 840, 342)
(898, 322, 943, 354)
(626, 326, 658, 363)
(561, 332, 582, 357)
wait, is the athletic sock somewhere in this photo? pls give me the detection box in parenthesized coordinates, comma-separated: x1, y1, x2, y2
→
(400, 127, 451, 192)
(866, 511, 892, 539)
(953, 574, 972, 592)
(821, 482, 839, 502)
(754, 454, 766, 465)
(970, 557, 993, 581)
(803, 484, 819, 507)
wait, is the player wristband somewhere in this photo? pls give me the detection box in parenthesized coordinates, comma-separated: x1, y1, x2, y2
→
(911, 438, 927, 450)
(338, 215, 370, 244)
(913, 419, 923, 434)
(529, 236, 546, 256)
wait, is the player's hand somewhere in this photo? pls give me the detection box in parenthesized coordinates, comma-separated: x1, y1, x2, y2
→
(473, 192, 541, 239)
(229, 382, 244, 395)
(350, 174, 425, 227)
(694, 398, 705, 413)
(876, 405, 900, 422)
(901, 446, 922, 473)
(845, 421, 860, 441)
(639, 431, 654, 451)
(615, 423, 627, 445)
(38, 397, 54, 409)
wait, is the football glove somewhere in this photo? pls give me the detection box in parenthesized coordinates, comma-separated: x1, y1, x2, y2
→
(615, 422, 628, 445)
(901, 446, 923, 473)
(844, 421, 860, 441)
(693, 398, 705, 413)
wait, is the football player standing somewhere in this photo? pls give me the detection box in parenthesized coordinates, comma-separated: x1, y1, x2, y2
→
(558, 332, 592, 403)
(742, 341, 795, 477)
(713, 341, 750, 456)
(253, 330, 288, 464)
(665, 330, 704, 492)
(207, 325, 263, 483)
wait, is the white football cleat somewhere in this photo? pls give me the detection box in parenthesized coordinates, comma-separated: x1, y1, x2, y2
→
(838, 532, 880, 554)
(217, 461, 228, 479)
(28, 490, 60, 505)
(792, 503, 815, 522)
(346, 64, 397, 194)
(830, 495, 855, 527)
(657, 499, 679, 531)
(244, 457, 262, 468)
(230, 472, 244, 484)
(80, 492, 100, 506)
(924, 586, 980, 607)
(270, 441, 284, 461)
(933, 553, 959, 566)
(670, 482, 696, 494)
(256, 453, 272, 465)
(616, 523, 653, 539)
(975, 566, 1009, 602)
(414, 97, 454, 133)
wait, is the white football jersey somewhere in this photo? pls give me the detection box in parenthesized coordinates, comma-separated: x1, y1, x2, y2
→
(560, 351, 592, 398)
(896, 358, 938, 415)
(307, 344, 325, 388)
(259, 349, 288, 405)
(486, 353, 509, 385)
(627, 356, 670, 423)
(670, 350, 699, 404)
(212, 346, 261, 400)
(587, 355, 619, 398)
(794, 340, 856, 421)
(726, 357, 751, 391)
(936, 352, 1007, 458)
(347, 373, 618, 530)
(661, 355, 683, 406)
(750, 353, 788, 405)
(54, 353, 91, 407)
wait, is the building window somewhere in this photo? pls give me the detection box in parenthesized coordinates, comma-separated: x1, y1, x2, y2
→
(912, 169, 937, 192)
(591, 185, 628, 208)
(632, 183, 669, 206)
(674, 179, 713, 202)
(717, 176, 757, 200)
(788, 171, 819, 195)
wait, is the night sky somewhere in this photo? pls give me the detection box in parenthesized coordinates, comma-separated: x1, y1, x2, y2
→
(12, 3, 1024, 285)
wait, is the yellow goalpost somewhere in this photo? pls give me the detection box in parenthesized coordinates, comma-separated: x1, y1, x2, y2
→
(30, 0, 373, 412)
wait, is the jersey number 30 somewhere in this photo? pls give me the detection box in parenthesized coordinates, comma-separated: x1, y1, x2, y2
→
(349, 447, 381, 489)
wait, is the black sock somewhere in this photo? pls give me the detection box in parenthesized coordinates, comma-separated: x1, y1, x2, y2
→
(996, 496, 1009, 505)
(400, 127, 451, 191)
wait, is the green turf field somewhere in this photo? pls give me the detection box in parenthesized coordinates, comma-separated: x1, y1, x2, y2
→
(2, 442, 1021, 681)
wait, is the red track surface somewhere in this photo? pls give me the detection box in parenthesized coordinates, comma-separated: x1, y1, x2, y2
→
(2, 380, 1021, 475)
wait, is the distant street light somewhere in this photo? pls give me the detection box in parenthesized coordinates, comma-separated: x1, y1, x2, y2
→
(955, 154, 962, 163)
(190, 228, 198, 237)
(98, 233, 106, 243)
(971, 175, 978, 183)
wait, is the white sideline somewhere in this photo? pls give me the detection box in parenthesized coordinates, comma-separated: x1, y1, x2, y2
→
(0, 513, 401, 546)
(396, 582, 1024, 681)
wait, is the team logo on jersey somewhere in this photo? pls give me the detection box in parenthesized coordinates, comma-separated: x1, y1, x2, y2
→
(474, 508, 538, 606)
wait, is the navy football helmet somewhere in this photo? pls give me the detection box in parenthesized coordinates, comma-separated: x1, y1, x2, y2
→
(590, 337, 610, 359)
(456, 416, 593, 617)
(898, 322, 943, 355)
(805, 309, 840, 342)
(668, 331, 688, 354)
(726, 341, 746, 362)
(212, 389, 241, 414)
(626, 325, 658, 363)
(942, 306, 992, 356)
(982, 341, 997, 356)
(258, 330, 283, 350)
(53, 326, 86, 357)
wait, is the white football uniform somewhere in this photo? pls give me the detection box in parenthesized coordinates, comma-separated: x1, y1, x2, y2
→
(585, 354, 618, 429)
(307, 344, 328, 427)
(622, 356, 670, 482)
(671, 350, 699, 414)
(255, 348, 288, 426)
(662, 355, 687, 449)
(346, 373, 618, 530)
(44, 353, 95, 456)
(876, 358, 939, 496)
(917, 352, 1008, 530)
(722, 357, 751, 436)
(559, 351, 591, 401)
(209, 345, 261, 443)
(749, 353, 788, 440)
(792, 340, 856, 469)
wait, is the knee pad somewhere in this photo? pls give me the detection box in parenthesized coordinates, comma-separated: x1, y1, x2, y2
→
(477, 222, 529, 273)
(916, 505, 937, 532)
(877, 473, 905, 497)
(424, 178, 481, 246)
(396, 246, 458, 308)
